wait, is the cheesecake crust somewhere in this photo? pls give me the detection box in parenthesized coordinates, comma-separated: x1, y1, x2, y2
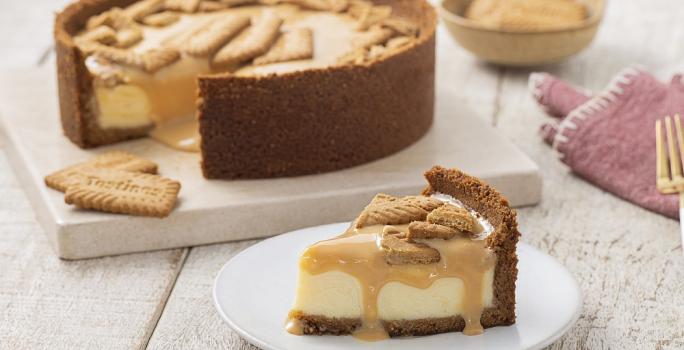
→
(55, 0, 153, 148)
(291, 307, 514, 337)
(289, 312, 361, 336)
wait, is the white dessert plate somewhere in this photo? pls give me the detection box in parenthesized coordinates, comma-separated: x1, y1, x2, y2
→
(213, 222, 582, 350)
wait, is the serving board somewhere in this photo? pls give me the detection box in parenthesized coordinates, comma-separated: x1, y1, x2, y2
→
(0, 36, 541, 260)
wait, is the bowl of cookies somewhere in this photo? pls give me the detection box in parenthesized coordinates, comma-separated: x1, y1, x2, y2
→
(439, 0, 605, 66)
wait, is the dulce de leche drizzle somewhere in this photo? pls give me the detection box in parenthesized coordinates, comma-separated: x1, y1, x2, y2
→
(149, 117, 200, 152)
(288, 218, 496, 341)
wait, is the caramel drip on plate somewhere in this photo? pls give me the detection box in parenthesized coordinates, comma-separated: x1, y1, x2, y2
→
(285, 318, 304, 335)
(290, 223, 496, 341)
(149, 117, 200, 152)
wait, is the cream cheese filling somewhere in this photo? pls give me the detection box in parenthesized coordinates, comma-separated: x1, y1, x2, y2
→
(288, 193, 498, 340)
(292, 267, 495, 320)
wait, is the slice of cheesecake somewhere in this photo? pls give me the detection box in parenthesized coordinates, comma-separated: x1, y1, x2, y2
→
(286, 166, 519, 340)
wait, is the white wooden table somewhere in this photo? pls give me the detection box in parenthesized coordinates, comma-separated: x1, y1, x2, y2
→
(2, 1, 684, 349)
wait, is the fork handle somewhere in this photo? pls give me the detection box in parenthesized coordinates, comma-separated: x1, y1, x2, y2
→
(680, 193, 684, 254)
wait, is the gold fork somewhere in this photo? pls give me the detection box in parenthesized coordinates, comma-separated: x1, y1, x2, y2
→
(656, 114, 684, 248)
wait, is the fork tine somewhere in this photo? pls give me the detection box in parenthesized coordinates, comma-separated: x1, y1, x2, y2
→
(665, 116, 682, 180)
(656, 119, 670, 185)
(675, 114, 684, 176)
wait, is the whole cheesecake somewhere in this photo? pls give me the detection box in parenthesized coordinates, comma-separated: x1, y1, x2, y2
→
(54, 0, 437, 179)
(287, 166, 518, 339)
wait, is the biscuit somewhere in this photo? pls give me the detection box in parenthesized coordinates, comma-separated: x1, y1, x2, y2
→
(76, 25, 118, 46)
(220, 0, 259, 6)
(381, 225, 441, 265)
(381, 17, 419, 37)
(165, 0, 201, 13)
(348, 0, 372, 19)
(86, 8, 134, 30)
(328, 0, 349, 12)
(369, 193, 396, 205)
(182, 15, 251, 56)
(285, 0, 330, 11)
(93, 46, 180, 73)
(198, 1, 228, 11)
(64, 168, 181, 217)
(142, 48, 182, 72)
(115, 26, 143, 48)
(407, 221, 461, 240)
(212, 12, 282, 67)
(367, 45, 387, 60)
(162, 17, 215, 49)
(337, 47, 368, 64)
(356, 5, 391, 31)
(465, 0, 586, 31)
(253, 28, 313, 65)
(124, 0, 165, 21)
(352, 27, 394, 49)
(427, 204, 479, 233)
(45, 151, 158, 192)
(355, 195, 443, 228)
(142, 11, 180, 26)
(386, 36, 413, 49)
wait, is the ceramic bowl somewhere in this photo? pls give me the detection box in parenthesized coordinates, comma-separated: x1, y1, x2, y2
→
(439, 0, 605, 66)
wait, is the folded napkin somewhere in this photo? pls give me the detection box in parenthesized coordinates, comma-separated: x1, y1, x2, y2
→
(529, 67, 684, 219)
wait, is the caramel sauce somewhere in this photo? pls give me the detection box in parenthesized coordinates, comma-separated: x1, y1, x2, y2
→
(127, 63, 206, 126)
(289, 222, 496, 341)
(285, 317, 304, 336)
(149, 117, 200, 152)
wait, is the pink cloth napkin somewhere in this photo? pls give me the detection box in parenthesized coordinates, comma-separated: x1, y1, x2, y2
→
(529, 67, 684, 219)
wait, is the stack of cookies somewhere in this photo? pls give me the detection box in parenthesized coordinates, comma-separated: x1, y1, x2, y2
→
(44, 151, 181, 217)
(358, 194, 485, 265)
(72, 0, 421, 74)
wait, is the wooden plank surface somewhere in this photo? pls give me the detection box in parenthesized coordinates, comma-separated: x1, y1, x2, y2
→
(146, 242, 259, 350)
(494, 1, 684, 349)
(0, 150, 190, 349)
(0, 2, 190, 349)
(2, 0, 684, 349)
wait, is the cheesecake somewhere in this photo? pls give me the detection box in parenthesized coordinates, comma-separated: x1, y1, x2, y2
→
(54, 0, 437, 179)
(286, 166, 518, 340)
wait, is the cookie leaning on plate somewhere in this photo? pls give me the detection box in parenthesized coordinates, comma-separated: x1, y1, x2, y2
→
(54, 0, 438, 179)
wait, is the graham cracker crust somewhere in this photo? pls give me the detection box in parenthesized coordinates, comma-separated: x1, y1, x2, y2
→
(291, 307, 514, 337)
